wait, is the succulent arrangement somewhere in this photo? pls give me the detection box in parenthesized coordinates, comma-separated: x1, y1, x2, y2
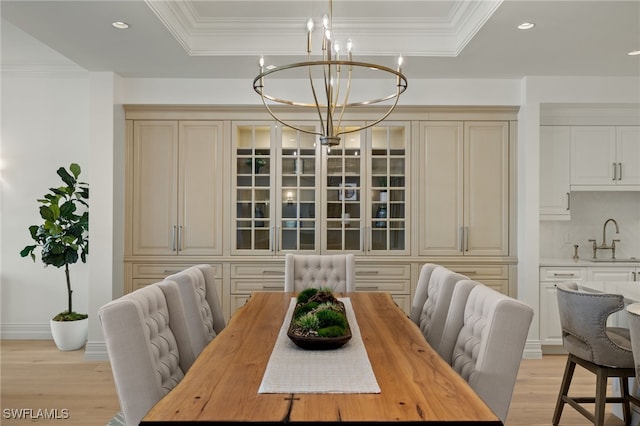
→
(289, 288, 350, 339)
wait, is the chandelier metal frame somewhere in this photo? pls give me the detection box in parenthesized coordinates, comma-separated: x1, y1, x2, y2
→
(252, 0, 408, 147)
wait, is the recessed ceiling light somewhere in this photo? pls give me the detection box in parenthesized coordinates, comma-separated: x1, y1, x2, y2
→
(628, 50, 640, 56)
(112, 21, 129, 29)
(518, 22, 535, 30)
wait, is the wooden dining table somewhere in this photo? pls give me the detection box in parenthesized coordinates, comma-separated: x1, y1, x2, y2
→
(141, 292, 502, 424)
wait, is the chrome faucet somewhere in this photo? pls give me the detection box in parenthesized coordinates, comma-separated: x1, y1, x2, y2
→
(588, 218, 620, 259)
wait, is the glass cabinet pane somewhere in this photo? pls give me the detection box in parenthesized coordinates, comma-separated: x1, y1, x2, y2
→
(234, 124, 273, 252)
(370, 125, 407, 252)
(325, 127, 363, 251)
(279, 126, 318, 252)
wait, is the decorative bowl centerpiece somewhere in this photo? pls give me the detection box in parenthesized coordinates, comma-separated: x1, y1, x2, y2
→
(287, 288, 352, 350)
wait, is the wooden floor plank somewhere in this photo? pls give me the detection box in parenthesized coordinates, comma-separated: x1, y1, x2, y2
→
(0, 340, 629, 425)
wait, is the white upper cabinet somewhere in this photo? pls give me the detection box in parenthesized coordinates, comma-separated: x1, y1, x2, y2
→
(570, 126, 640, 190)
(540, 126, 571, 220)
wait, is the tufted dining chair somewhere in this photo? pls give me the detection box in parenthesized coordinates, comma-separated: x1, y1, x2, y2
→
(284, 253, 355, 293)
(627, 303, 640, 387)
(409, 263, 440, 325)
(161, 265, 226, 372)
(98, 283, 184, 426)
(446, 283, 533, 423)
(415, 266, 470, 358)
(553, 282, 640, 426)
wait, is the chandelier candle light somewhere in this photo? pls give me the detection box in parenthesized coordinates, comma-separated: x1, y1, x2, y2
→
(253, 0, 408, 147)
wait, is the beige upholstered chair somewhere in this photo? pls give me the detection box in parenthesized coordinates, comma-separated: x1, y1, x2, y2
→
(554, 282, 640, 426)
(626, 303, 640, 387)
(98, 284, 184, 426)
(284, 253, 355, 292)
(415, 266, 469, 357)
(447, 283, 533, 423)
(162, 265, 226, 371)
(409, 263, 440, 325)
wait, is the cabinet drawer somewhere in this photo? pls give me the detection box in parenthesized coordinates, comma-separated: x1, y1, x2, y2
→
(355, 281, 411, 293)
(446, 265, 508, 279)
(132, 263, 222, 278)
(230, 279, 284, 293)
(355, 264, 411, 280)
(231, 264, 285, 278)
(540, 267, 586, 281)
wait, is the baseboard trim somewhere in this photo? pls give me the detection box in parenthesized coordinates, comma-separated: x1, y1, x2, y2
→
(84, 340, 109, 361)
(0, 323, 51, 339)
(523, 339, 543, 359)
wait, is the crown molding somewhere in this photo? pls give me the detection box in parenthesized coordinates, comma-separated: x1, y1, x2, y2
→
(145, 0, 501, 57)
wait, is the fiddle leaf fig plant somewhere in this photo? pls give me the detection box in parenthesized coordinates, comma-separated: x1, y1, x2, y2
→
(20, 163, 89, 321)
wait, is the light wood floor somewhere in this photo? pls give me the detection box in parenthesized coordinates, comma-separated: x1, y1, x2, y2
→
(0, 340, 629, 425)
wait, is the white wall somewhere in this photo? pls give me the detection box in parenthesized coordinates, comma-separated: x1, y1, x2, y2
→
(1, 70, 91, 337)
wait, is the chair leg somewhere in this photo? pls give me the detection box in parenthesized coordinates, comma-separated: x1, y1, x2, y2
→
(594, 367, 608, 426)
(620, 376, 632, 425)
(553, 354, 577, 425)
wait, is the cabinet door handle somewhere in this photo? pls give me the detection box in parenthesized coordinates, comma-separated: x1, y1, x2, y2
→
(613, 163, 617, 181)
(459, 227, 464, 252)
(633, 272, 637, 281)
(177, 225, 182, 251)
(172, 226, 177, 251)
(566, 192, 570, 211)
(618, 163, 623, 181)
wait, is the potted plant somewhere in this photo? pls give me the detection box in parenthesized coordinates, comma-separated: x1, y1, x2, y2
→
(20, 163, 89, 351)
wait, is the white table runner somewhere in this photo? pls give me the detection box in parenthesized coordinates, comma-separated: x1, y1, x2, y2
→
(258, 297, 381, 394)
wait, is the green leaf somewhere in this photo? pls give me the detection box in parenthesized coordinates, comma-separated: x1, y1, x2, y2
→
(57, 166, 76, 188)
(20, 245, 36, 258)
(39, 205, 56, 222)
(69, 163, 81, 179)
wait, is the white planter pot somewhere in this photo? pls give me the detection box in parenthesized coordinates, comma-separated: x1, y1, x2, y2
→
(50, 318, 88, 351)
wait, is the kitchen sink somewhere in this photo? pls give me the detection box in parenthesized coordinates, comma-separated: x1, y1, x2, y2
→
(588, 258, 639, 263)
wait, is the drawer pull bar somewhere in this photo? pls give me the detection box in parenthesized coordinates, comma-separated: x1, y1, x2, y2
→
(356, 271, 380, 276)
(164, 270, 182, 274)
(262, 285, 283, 290)
(553, 273, 576, 277)
(357, 286, 380, 291)
(262, 271, 284, 276)
(455, 270, 478, 274)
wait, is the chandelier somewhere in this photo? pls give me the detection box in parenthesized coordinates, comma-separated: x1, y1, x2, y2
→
(252, 0, 408, 147)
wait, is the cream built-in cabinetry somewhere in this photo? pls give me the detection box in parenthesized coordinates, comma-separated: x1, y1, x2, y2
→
(418, 121, 510, 256)
(127, 120, 224, 256)
(124, 106, 517, 321)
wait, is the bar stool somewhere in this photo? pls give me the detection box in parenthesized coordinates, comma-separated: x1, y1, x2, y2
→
(553, 282, 640, 426)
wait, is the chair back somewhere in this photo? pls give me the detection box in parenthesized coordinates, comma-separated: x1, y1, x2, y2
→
(556, 281, 634, 368)
(284, 253, 355, 292)
(193, 264, 226, 334)
(436, 279, 478, 362)
(409, 263, 439, 325)
(449, 284, 533, 423)
(417, 266, 468, 355)
(626, 303, 640, 385)
(98, 284, 184, 426)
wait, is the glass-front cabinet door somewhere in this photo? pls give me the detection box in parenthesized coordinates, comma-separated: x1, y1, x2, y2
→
(233, 123, 275, 254)
(369, 124, 409, 254)
(279, 125, 320, 252)
(233, 120, 409, 256)
(233, 122, 321, 255)
(324, 126, 364, 252)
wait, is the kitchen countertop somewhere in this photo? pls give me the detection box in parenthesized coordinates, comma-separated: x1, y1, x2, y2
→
(540, 257, 640, 267)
